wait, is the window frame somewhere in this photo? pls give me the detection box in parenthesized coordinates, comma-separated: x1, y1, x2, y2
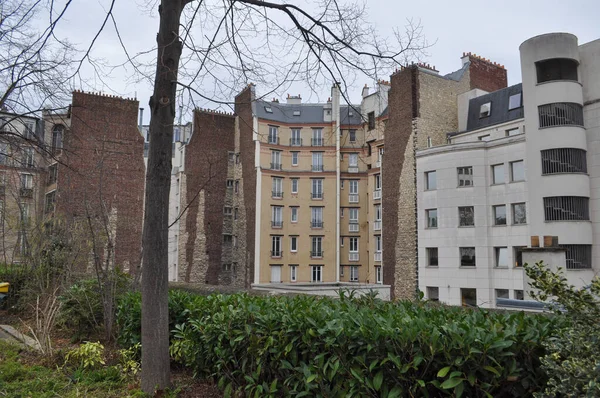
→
(495, 247, 509, 267)
(425, 170, 437, 191)
(426, 247, 438, 267)
(492, 164, 505, 185)
(457, 166, 473, 187)
(459, 247, 476, 267)
(458, 206, 475, 227)
(493, 204, 507, 226)
(512, 203, 527, 224)
(510, 160, 525, 182)
(508, 93, 522, 110)
(290, 236, 298, 252)
(426, 209, 438, 229)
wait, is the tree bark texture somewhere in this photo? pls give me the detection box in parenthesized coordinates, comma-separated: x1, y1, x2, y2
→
(141, 0, 189, 393)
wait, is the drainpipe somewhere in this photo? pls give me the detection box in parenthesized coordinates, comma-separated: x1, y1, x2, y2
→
(332, 83, 341, 282)
(138, 108, 144, 132)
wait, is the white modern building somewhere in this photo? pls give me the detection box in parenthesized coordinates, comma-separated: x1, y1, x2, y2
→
(416, 33, 600, 308)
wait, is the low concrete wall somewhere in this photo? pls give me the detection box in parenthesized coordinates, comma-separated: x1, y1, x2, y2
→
(252, 283, 391, 301)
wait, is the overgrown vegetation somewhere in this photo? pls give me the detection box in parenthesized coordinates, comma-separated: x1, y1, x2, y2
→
(117, 290, 560, 397)
(526, 261, 600, 397)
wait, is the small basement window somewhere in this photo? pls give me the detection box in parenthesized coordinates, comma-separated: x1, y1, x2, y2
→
(480, 102, 491, 118)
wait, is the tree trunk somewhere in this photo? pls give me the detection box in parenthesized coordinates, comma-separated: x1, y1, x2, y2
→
(141, 0, 189, 393)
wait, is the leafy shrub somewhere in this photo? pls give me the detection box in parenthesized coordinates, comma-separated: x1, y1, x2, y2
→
(58, 271, 131, 340)
(0, 265, 29, 311)
(65, 341, 106, 370)
(526, 261, 600, 397)
(117, 291, 561, 397)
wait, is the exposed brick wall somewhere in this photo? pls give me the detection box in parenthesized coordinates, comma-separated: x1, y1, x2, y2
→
(235, 86, 256, 286)
(382, 67, 416, 299)
(181, 110, 235, 284)
(56, 91, 145, 272)
(468, 56, 507, 92)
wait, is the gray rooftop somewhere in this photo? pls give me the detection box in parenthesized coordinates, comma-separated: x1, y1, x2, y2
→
(465, 83, 524, 131)
(255, 100, 362, 125)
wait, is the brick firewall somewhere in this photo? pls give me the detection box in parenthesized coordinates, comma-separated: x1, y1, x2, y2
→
(469, 57, 508, 93)
(183, 110, 235, 284)
(56, 91, 145, 272)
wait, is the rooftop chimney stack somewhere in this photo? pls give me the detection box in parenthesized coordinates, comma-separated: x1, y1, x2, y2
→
(286, 94, 302, 105)
(362, 84, 370, 98)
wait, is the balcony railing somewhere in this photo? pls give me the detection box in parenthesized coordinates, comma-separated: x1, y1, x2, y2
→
(290, 138, 302, 146)
(268, 136, 280, 145)
(311, 221, 323, 228)
(375, 160, 381, 168)
(374, 252, 382, 262)
(311, 138, 324, 146)
(311, 192, 323, 200)
(374, 220, 382, 231)
(310, 251, 323, 258)
(349, 194, 359, 203)
(272, 191, 283, 199)
(349, 222, 359, 232)
(19, 188, 33, 198)
(348, 166, 359, 173)
(270, 162, 282, 170)
(271, 251, 282, 258)
(373, 189, 381, 200)
(271, 220, 283, 228)
(312, 165, 324, 172)
(349, 252, 359, 261)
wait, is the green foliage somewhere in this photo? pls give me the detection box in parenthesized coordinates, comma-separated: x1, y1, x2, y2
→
(526, 261, 600, 397)
(118, 343, 141, 377)
(58, 271, 131, 340)
(117, 290, 560, 397)
(0, 264, 29, 311)
(65, 341, 106, 370)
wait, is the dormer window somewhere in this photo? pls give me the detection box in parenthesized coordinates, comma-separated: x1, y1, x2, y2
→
(293, 110, 301, 116)
(265, 106, 273, 113)
(479, 102, 491, 118)
(508, 93, 522, 110)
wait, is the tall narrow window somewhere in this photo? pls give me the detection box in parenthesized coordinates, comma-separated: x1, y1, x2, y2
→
(349, 208, 358, 232)
(291, 151, 299, 166)
(512, 203, 527, 224)
(495, 247, 509, 267)
(349, 180, 358, 203)
(510, 160, 525, 182)
(492, 164, 504, 184)
(368, 112, 375, 130)
(311, 236, 323, 257)
(425, 171, 436, 190)
(493, 205, 506, 225)
(291, 178, 299, 194)
(290, 265, 297, 282)
(271, 236, 282, 257)
(374, 174, 381, 190)
(311, 179, 323, 199)
(349, 237, 359, 262)
(426, 209, 438, 228)
(291, 129, 301, 146)
(51, 125, 64, 152)
(311, 265, 323, 282)
(350, 266, 359, 282)
(311, 207, 323, 228)
(290, 236, 298, 252)
(272, 177, 283, 198)
(348, 153, 358, 168)
(374, 204, 382, 231)
(349, 130, 356, 142)
(427, 248, 438, 266)
(268, 126, 279, 144)
(270, 150, 282, 170)
(290, 207, 298, 223)
(271, 206, 283, 228)
(312, 152, 323, 171)
(312, 129, 323, 146)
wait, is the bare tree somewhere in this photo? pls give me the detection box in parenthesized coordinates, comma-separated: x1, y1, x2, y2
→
(140, 0, 427, 394)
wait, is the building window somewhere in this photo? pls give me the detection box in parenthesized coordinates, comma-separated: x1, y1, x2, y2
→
(492, 164, 504, 184)
(272, 177, 283, 198)
(45, 191, 56, 214)
(508, 93, 522, 110)
(311, 178, 323, 199)
(513, 247, 525, 267)
(290, 207, 298, 223)
(348, 153, 358, 168)
(311, 207, 323, 228)
(22, 148, 34, 168)
(291, 129, 301, 146)
(271, 236, 282, 257)
(514, 290, 524, 300)
(506, 127, 521, 136)
(349, 208, 358, 232)
(264, 106, 273, 113)
(311, 265, 323, 282)
(427, 287, 439, 301)
(512, 203, 527, 224)
(268, 126, 279, 144)
(496, 289, 509, 299)
(479, 102, 491, 118)
(226, 179, 234, 188)
(510, 160, 525, 182)
(427, 248, 438, 266)
(461, 288, 477, 307)
(228, 152, 235, 162)
(311, 129, 323, 146)
(291, 178, 299, 194)
(21, 173, 33, 189)
(222, 263, 232, 271)
(48, 164, 58, 185)
(349, 237, 359, 261)
(460, 247, 476, 267)
(349, 180, 359, 203)
(270, 150, 282, 170)
(235, 153, 240, 164)
(374, 204, 382, 230)
(458, 206, 474, 227)
(375, 235, 382, 257)
(340, 236, 344, 247)
(293, 110, 301, 116)
(311, 236, 323, 257)
(350, 266, 359, 282)
(51, 125, 64, 152)
(290, 236, 298, 252)
(544, 196, 589, 221)
(493, 205, 506, 226)
(349, 130, 356, 142)
(536, 58, 578, 83)
(224, 206, 233, 216)
(311, 152, 324, 172)
(234, 207, 238, 220)
(426, 209, 438, 228)
(368, 112, 375, 130)
(291, 151, 299, 166)
(290, 265, 297, 282)
(223, 234, 233, 243)
(495, 247, 509, 267)
(235, 180, 239, 193)
(457, 166, 473, 187)
(538, 102, 584, 128)
(271, 206, 283, 228)
(479, 135, 491, 142)
(562, 244, 592, 269)
(19, 202, 30, 225)
(541, 148, 587, 174)
(374, 173, 381, 190)
(376, 266, 382, 284)
(425, 171, 436, 190)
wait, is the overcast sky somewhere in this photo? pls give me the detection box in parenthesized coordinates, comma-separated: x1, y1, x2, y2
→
(48, 0, 599, 123)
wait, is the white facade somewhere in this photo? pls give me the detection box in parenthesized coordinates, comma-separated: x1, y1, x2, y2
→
(417, 33, 600, 308)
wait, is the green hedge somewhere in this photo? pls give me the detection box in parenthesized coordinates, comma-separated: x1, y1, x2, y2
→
(116, 291, 561, 397)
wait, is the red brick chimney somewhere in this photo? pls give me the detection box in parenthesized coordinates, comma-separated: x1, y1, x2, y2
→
(462, 52, 507, 92)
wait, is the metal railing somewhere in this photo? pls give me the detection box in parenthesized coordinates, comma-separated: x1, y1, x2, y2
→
(563, 244, 592, 269)
(373, 189, 381, 200)
(349, 252, 359, 261)
(311, 165, 324, 172)
(541, 148, 587, 174)
(373, 220, 381, 231)
(311, 138, 324, 146)
(538, 103, 584, 128)
(543, 196, 589, 221)
(270, 162, 282, 170)
(290, 138, 302, 146)
(271, 221, 283, 228)
(349, 194, 359, 203)
(270, 250, 282, 258)
(374, 252, 382, 262)
(310, 251, 323, 258)
(268, 136, 280, 145)
(348, 165, 359, 173)
(349, 222, 359, 232)
(19, 188, 33, 198)
(311, 221, 323, 228)
(272, 191, 283, 199)
(311, 192, 323, 200)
